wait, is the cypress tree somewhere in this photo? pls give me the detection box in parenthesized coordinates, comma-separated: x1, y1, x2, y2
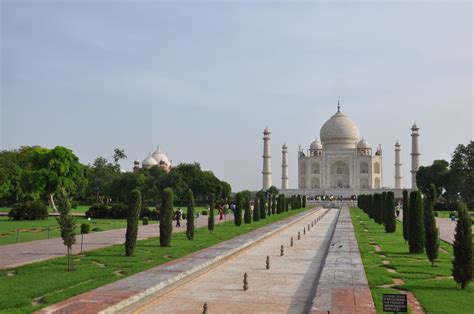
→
(160, 188, 174, 247)
(291, 195, 296, 209)
(259, 193, 266, 219)
(357, 195, 362, 210)
(302, 195, 306, 208)
(373, 194, 383, 224)
(208, 194, 215, 232)
(424, 184, 439, 267)
(285, 198, 289, 212)
(452, 202, 473, 289)
(408, 191, 425, 253)
(382, 192, 388, 225)
(267, 195, 272, 217)
(384, 191, 396, 233)
(235, 192, 243, 226)
(276, 194, 282, 214)
(125, 189, 142, 256)
(186, 189, 195, 240)
(244, 197, 252, 224)
(368, 194, 374, 219)
(272, 195, 276, 214)
(253, 197, 260, 221)
(402, 189, 409, 244)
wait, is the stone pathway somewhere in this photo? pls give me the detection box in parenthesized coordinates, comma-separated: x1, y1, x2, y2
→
(37, 208, 325, 314)
(122, 208, 338, 314)
(0, 214, 232, 269)
(310, 207, 376, 313)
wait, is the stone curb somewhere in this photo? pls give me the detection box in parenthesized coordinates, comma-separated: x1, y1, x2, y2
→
(103, 208, 323, 314)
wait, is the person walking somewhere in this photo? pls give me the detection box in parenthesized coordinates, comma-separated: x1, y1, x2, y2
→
(175, 208, 182, 227)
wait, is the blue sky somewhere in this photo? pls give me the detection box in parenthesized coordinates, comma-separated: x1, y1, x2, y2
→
(1, 1, 472, 191)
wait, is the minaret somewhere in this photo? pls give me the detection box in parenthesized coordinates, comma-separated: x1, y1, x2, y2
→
(281, 143, 289, 189)
(394, 141, 403, 189)
(410, 122, 420, 189)
(262, 127, 272, 190)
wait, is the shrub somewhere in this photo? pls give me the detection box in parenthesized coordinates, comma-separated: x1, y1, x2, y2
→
(110, 203, 128, 219)
(160, 188, 174, 247)
(408, 190, 425, 254)
(434, 212, 438, 217)
(384, 192, 396, 233)
(8, 201, 48, 220)
(452, 202, 473, 289)
(142, 217, 149, 225)
(208, 194, 215, 232)
(201, 210, 208, 216)
(182, 213, 187, 220)
(85, 204, 109, 219)
(186, 189, 195, 240)
(244, 197, 252, 224)
(235, 192, 243, 226)
(71, 200, 78, 209)
(402, 189, 409, 243)
(80, 223, 90, 234)
(125, 189, 141, 256)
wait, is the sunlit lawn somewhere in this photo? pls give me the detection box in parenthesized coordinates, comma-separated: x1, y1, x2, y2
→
(350, 207, 473, 314)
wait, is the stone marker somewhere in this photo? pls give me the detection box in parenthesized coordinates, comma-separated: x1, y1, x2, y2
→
(298, 231, 301, 240)
(280, 245, 284, 256)
(266, 255, 270, 269)
(203, 302, 208, 314)
(291, 237, 294, 247)
(243, 272, 248, 290)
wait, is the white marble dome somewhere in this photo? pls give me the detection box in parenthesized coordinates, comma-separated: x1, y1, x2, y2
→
(151, 147, 170, 166)
(357, 138, 370, 149)
(310, 138, 322, 150)
(320, 109, 360, 148)
(142, 154, 158, 168)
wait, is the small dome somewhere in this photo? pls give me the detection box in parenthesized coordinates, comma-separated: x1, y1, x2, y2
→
(134, 159, 140, 164)
(357, 138, 370, 149)
(320, 108, 360, 148)
(142, 154, 158, 167)
(151, 147, 170, 166)
(282, 143, 288, 149)
(310, 138, 322, 150)
(263, 126, 270, 134)
(411, 122, 419, 130)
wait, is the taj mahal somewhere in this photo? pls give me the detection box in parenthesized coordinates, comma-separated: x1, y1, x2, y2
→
(262, 103, 420, 198)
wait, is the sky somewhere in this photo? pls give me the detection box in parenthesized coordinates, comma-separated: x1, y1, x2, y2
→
(1, 0, 472, 192)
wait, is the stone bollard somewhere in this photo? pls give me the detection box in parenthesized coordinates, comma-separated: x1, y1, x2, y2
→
(291, 237, 294, 247)
(203, 302, 208, 314)
(308, 223, 310, 230)
(243, 273, 248, 290)
(304, 227, 306, 235)
(298, 231, 301, 240)
(266, 256, 270, 269)
(312, 221, 314, 227)
(280, 245, 284, 256)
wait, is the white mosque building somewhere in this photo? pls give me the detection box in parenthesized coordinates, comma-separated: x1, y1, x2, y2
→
(261, 103, 420, 198)
(133, 146, 172, 173)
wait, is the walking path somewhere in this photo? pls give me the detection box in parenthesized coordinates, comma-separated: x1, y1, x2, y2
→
(396, 212, 456, 244)
(310, 207, 375, 313)
(0, 214, 232, 269)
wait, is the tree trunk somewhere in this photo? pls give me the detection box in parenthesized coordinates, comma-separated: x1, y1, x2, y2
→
(49, 193, 58, 212)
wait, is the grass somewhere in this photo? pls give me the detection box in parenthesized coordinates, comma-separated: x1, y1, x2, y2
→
(0, 207, 310, 313)
(350, 207, 473, 314)
(0, 217, 158, 246)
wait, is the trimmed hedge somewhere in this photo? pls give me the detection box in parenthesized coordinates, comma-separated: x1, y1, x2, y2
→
(8, 201, 48, 220)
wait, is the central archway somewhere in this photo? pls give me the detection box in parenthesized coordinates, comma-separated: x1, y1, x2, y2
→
(330, 161, 350, 188)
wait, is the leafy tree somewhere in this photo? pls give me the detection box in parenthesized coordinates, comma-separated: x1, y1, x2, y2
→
(160, 188, 174, 247)
(25, 146, 82, 212)
(416, 160, 450, 197)
(112, 148, 127, 169)
(125, 189, 141, 256)
(235, 192, 243, 226)
(408, 191, 425, 253)
(402, 189, 409, 243)
(88, 157, 118, 204)
(244, 197, 252, 224)
(450, 142, 474, 209)
(384, 192, 396, 233)
(56, 188, 76, 271)
(424, 184, 439, 266)
(259, 192, 266, 219)
(267, 186, 279, 196)
(452, 202, 473, 289)
(186, 189, 195, 240)
(253, 197, 260, 221)
(208, 194, 215, 231)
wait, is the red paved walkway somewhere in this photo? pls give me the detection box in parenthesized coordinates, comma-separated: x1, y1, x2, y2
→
(0, 214, 233, 269)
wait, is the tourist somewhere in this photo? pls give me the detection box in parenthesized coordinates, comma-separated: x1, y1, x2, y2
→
(175, 208, 182, 227)
(219, 205, 224, 220)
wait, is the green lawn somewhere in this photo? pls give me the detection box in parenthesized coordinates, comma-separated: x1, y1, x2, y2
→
(0, 207, 310, 313)
(350, 207, 473, 314)
(0, 217, 158, 246)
